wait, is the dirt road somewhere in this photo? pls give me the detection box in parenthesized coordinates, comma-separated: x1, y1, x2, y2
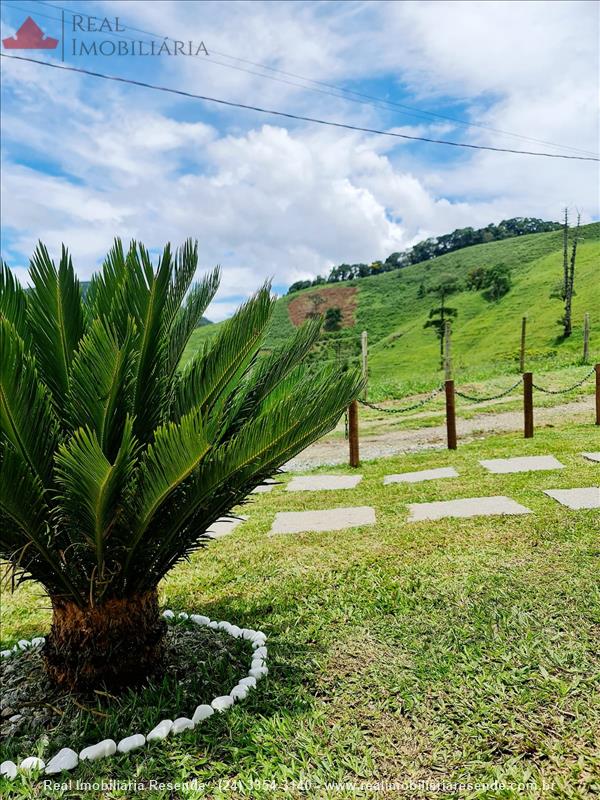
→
(286, 396, 598, 470)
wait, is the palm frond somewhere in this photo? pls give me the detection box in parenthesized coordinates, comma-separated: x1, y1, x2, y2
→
(27, 243, 85, 412)
(85, 238, 130, 324)
(167, 266, 220, 379)
(144, 364, 362, 582)
(0, 444, 77, 597)
(173, 285, 274, 423)
(54, 418, 137, 574)
(125, 406, 210, 566)
(0, 318, 60, 484)
(0, 259, 32, 347)
(164, 239, 199, 327)
(123, 244, 173, 441)
(219, 317, 322, 438)
(69, 318, 136, 460)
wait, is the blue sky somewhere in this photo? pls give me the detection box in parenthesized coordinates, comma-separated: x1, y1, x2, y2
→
(1, 0, 598, 319)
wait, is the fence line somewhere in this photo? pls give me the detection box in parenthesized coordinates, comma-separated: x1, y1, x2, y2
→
(348, 363, 600, 464)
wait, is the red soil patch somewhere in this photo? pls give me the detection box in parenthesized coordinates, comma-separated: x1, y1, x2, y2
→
(287, 286, 358, 328)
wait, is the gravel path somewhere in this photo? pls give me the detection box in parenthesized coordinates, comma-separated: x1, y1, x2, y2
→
(286, 396, 596, 471)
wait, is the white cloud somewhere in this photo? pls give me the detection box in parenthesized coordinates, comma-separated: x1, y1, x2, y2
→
(1, 0, 598, 321)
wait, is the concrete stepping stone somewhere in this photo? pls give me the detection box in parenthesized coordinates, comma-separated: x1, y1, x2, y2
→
(544, 487, 600, 509)
(408, 495, 532, 522)
(270, 506, 375, 535)
(480, 455, 564, 474)
(582, 452, 600, 463)
(252, 479, 277, 493)
(206, 516, 247, 539)
(286, 475, 362, 492)
(384, 467, 458, 485)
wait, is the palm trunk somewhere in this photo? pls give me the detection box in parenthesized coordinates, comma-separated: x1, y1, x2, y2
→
(43, 589, 166, 691)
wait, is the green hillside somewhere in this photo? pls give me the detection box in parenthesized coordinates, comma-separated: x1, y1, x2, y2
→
(184, 223, 600, 394)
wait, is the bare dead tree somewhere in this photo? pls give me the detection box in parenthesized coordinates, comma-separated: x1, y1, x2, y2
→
(562, 207, 569, 301)
(563, 212, 581, 338)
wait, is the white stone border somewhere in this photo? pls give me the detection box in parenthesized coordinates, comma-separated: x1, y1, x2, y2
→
(0, 611, 268, 779)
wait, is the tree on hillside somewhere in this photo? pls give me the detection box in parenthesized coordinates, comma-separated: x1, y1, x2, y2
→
(424, 275, 460, 368)
(481, 263, 512, 302)
(323, 306, 343, 331)
(560, 211, 581, 338)
(305, 293, 327, 320)
(466, 266, 487, 291)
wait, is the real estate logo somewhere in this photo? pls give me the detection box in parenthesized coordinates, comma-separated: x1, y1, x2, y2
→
(2, 14, 208, 59)
(2, 16, 59, 49)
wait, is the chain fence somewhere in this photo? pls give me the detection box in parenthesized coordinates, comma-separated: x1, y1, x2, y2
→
(454, 379, 522, 403)
(532, 366, 596, 394)
(356, 365, 596, 417)
(358, 385, 444, 414)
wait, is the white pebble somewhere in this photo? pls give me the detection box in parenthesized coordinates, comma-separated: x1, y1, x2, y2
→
(192, 704, 214, 724)
(217, 621, 232, 632)
(253, 646, 268, 659)
(249, 666, 268, 680)
(162, 610, 175, 619)
(228, 625, 242, 637)
(230, 684, 249, 700)
(208, 621, 219, 629)
(239, 676, 257, 688)
(0, 760, 17, 779)
(211, 695, 233, 712)
(19, 756, 45, 773)
(190, 615, 210, 626)
(147, 719, 172, 742)
(45, 748, 78, 774)
(17, 639, 30, 650)
(31, 637, 45, 647)
(79, 739, 116, 762)
(252, 637, 267, 649)
(251, 659, 265, 670)
(177, 612, 189, 620)
(117, 734, 145, 753)
(172, 717, 195, 734)
(1, 650, 12, 658)
(241, 629, 256, 640)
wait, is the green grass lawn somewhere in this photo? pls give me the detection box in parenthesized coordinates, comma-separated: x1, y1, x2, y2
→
(1, 421, 599, 798)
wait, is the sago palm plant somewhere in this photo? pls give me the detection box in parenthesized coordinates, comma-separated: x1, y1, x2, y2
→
(0, 240, 362, 690)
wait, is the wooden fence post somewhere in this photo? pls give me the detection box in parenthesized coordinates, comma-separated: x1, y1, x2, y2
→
(445, 379, 457, 450)
(520, 316, 527, 373)
(443, 321, 456, 449)
(583, 313, 590, 363)
(595, 364, 600, 426)
(361, 330, 368, 399)
(444, 320, 453, 381)
(348, 400, 360, 467)
(523, 372, 534, 438)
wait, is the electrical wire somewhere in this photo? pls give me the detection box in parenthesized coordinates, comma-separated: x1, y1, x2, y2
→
(1, 53, 598, 161)
(4, 0, 597, 158)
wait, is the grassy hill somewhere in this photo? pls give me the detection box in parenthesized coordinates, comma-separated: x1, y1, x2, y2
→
(184, 223, 600, 395)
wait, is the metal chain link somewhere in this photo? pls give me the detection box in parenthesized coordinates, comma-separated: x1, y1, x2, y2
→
(455, 378, 522, 403)
(359, 385, 444, 414)
(357, 366, 595, 414)
(532, 366, 595, 394)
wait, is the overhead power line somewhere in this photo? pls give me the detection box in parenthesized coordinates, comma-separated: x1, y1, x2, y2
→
(2, 53, 598, 162)
(9, 0, 599, 159)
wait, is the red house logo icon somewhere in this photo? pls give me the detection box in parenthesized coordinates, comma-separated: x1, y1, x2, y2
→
(2, 16, 59, 49)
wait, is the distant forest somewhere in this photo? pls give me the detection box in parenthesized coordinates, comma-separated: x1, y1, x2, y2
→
(287, 217, 561, 294)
